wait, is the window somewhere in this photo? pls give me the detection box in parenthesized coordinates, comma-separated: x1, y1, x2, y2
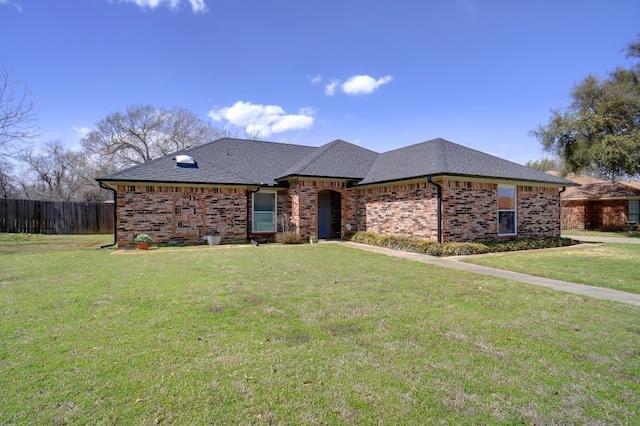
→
(498, 186, 516, 235)
(253, 191, 276, 232)
(630, 200, 640, 224)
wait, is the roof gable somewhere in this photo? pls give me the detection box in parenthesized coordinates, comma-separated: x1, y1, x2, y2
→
(358, 138, 575, 186)
(277, 139, 378, 180)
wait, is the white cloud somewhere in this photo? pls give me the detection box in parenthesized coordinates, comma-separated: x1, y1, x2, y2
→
(309, 74, 322, 85)
(316, 74, 393, 96)
(325, 80, 340, 96)
(115, 0, 207, 13)
(0, 0, 22, 11)
(341, 75, 393, 95)
(73, 126, 92, 140)
(208, 101, 314, 137)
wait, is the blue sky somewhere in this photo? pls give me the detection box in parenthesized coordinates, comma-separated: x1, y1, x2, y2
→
(1, 0, 638, 164)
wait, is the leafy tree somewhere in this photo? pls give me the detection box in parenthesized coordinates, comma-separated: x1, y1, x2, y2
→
(532, 37, 640, 180)
(524, 157, 564, 172)
(81, 104, 232, 170)
(0, 68, 38, 157)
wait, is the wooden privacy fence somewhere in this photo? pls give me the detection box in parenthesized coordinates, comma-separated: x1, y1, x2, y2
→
(0, 199, 114, 234)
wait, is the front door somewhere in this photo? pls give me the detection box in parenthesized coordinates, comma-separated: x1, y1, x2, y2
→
(318, 192, 331, 239)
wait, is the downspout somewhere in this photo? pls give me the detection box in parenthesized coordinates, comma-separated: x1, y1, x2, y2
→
(558, 186, 566, 235)
(98, 181, 117, 249)
(427, 177, 442, 243)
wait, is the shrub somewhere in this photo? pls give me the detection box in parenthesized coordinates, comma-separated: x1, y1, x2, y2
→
(346, 232, 578, 257)
(480, 237, 576, 253)
(275, 231, 303, 244)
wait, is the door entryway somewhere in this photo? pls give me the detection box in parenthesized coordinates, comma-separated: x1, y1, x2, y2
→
(318, 190, 342, 239)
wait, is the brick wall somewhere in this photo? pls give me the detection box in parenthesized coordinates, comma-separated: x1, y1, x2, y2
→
(517, 186, 561, 237)
(562, 200, 585, 229)
(580, 199, 629, 230)
(116, 185, 248, 248)
(115, 178, 563, 247)
(563, 199, 630, 231)
(356, 182, 439, 240)
(288, 179, 354, 240)
(441, 180, 496, 241)
(600, 200, 629, 230)
(357, 180, 561, 242)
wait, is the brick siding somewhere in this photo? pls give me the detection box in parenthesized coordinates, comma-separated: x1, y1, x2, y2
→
(114, 178, 562, 247)
(441, 180, 497, 241)
(356, 182, 439, 240)
(357, 180, 561, 242)
(116, 185, 248, 248)
(563, 199, 630, 230)
(517, 186, 561, 237)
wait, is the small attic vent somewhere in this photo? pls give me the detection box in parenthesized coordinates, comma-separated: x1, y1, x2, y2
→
(175, 155, 197, 167)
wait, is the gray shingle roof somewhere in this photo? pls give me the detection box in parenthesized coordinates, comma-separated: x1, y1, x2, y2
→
(276, 139, 378, 180)
(358, 138, 576, 186)
(98, 138, 315, 185)
(97, 137, 576, 187)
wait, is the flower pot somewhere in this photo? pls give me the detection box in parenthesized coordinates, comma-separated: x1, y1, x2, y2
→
(206, 234, 222, 245)
(137, 242, 149, 250)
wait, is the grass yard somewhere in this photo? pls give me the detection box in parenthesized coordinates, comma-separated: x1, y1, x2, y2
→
(563, 229, 640, 238)
(1, 234, 639, 424)
(464, 244, 640, 294)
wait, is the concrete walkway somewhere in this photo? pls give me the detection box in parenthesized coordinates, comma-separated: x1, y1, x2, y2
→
(330, 241, 640, 307)
(562, 234, 640, 244)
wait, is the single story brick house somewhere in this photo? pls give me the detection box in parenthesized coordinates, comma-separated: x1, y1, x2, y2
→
(97, 137, 576, 248)
(556, 174, 640, 230)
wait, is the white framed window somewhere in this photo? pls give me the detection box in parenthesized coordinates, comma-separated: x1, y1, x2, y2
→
(252, 191, 276, 233)
(630, 200, 640, 224)
(498, 186, 516, 235)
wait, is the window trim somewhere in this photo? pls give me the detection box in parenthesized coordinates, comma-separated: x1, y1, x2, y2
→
(630, 199, 640, 224)
(252, 190, 277, 233)
(498, 185, 517, 236)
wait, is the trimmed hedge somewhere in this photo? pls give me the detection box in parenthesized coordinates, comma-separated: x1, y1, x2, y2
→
(345, 232, 577, 257)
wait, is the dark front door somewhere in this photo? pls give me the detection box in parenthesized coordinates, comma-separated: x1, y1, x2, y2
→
(318, 192, 331, 239)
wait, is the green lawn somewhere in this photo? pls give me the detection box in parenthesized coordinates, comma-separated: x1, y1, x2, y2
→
(1, 234, 639, 424)
(563, 229, 640, 238)
(464, 244, 640, 294)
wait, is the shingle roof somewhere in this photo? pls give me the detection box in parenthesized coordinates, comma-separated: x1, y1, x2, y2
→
(563, 181, 640, 200)
(98, 138, 315, 185)
(358, 138, 575, 186)
(276, 139, 378, 180)
(97, 137, 576, 187)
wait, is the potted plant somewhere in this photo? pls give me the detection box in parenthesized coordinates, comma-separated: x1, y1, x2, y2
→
(134, 233, 152, 250)
(205, 232, 222, 245)
(309, 234, 318, 244)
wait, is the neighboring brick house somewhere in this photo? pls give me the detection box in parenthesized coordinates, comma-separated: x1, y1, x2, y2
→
(97, 137, 575, 248)
(556, 174, 640, 230)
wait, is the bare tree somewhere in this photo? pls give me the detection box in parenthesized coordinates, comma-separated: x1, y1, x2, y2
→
(0, 68, 38, 157)
(81, 104, 233, 170)
(0, 158, 19, 198)
(18, 141, 110, 201)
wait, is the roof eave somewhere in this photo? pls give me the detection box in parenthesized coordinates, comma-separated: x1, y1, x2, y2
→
(356, 172, 577, 188)
(276, 174, 363, 183)
(96, 178, 283, 188)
